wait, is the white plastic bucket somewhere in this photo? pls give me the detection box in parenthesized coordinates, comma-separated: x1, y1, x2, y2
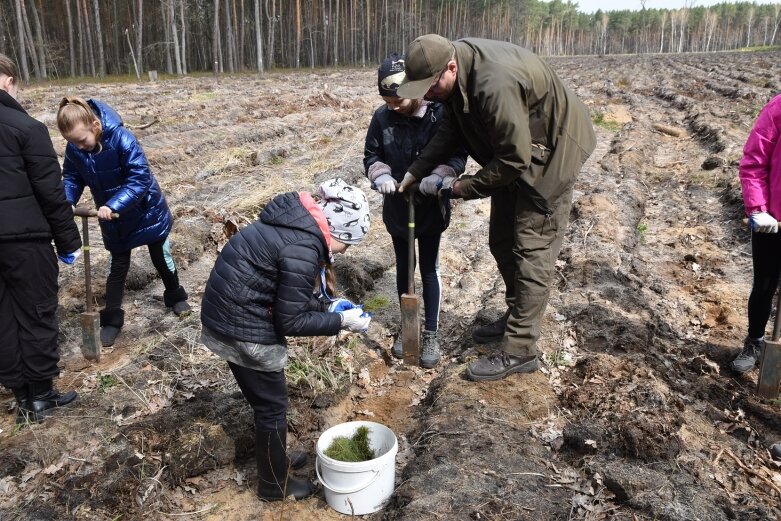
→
(316, 420, 398, 515)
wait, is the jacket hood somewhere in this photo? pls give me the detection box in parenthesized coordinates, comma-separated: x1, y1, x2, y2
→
(260, 192, 327, 247)
(87, 99, 123, 135)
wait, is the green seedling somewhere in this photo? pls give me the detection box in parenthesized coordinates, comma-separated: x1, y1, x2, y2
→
(97, 372, 118, 393)
(591, 112, 622, 132)
(363, 294, 390, 313)
(324, 426, 375, 462)
(636, 222, 648, 242)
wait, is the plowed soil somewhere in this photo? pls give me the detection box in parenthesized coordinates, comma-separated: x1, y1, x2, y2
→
(1, 51, 780, 521)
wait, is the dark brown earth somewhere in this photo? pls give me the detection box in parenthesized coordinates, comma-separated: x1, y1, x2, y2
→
(1, 51, 780, 520)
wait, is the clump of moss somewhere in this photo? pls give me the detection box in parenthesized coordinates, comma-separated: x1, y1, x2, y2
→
(324, 426, 375, 462)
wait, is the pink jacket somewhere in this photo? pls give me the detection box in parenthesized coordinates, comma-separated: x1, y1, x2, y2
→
(740, 94, 781, 219)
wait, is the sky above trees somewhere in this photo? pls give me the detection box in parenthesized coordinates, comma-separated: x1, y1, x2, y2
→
(578, 0, 781, 14)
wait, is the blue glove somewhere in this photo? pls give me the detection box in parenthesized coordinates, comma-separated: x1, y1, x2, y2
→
(328, 298, 357, 313)
(57, 248, 82, 265)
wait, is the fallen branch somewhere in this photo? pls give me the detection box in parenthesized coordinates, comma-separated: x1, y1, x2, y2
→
(128, 117, 160, 130)
(722, 448, 781, 496)
(652, 123, 686, 137)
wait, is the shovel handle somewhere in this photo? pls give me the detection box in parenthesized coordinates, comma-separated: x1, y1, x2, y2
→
(73, 206, 120, 219)
(406, 193, 416, 295)
(773, 287, 781, 342)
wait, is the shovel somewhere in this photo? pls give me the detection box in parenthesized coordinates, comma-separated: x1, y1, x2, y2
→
(757, 288, 781, 398)
(72, 207, 118, 361)
(400, 188, 421, 366)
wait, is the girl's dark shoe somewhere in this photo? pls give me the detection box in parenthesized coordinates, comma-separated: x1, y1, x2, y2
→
(100, 326, 122, 347)
(164, 286, 191, 316)
(99, 308, 125, 347)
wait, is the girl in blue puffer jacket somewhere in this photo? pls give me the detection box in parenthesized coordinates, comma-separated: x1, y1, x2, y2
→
(57, 97, 190, 348)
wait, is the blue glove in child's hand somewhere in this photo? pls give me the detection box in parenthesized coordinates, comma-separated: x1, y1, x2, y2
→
(57, 248, 82, 265)
(329, 298, 357, 313)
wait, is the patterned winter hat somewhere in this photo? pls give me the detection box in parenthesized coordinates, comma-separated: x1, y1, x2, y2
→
(378, 53, 406, 97)
(318, 178, 370, 245)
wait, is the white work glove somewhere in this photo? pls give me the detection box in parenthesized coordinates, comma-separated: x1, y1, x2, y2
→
(751, 211, 778, 233)
(419, 173, 443, 196)
(339, 307, 371, 333)
(397, 172, 417, 193)
(373, 174, 397, 195)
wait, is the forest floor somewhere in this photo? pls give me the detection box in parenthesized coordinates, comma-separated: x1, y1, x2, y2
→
(1, 50, 781, 521)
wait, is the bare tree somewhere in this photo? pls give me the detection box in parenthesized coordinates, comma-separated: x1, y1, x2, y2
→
(135, 0, 143, 73)
(27, 0, 46, 78)
(213, 0, 222, 73)
(180, 0, 187, 74)
(13, 0, 29, 81)
(224, 0, 235, 71)
(66, 0, 76, 77)
(92, 0, 106, 76)
(170, 0, 182, 74)
(254, 0, 263, 72)
(20, 0, 41, 79)
(295, 0, 301, 68)
(163, 0, 173, 73)
(771, 4, 781, 45)
(80, 0, 95, 75)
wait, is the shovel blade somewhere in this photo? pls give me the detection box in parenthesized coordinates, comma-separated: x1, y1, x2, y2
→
(757, 337, 781, 399)
(400, 293, 421, 366)
(80, 311, 101, 362)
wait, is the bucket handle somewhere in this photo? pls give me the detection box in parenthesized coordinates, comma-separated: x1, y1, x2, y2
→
(315, 456, 388, 495)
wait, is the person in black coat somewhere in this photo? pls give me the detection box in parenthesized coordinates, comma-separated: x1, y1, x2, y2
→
(200, 178, 371, 501)
(364, 53, 467, 368)
(0, 54, 81, 423)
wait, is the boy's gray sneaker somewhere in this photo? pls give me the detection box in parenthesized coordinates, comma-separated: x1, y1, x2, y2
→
(731, 337, 765, 374)
(391, 336, 403, 359)
(420, 330, 441, 368)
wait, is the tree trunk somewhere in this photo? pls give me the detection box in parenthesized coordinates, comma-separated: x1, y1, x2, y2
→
(13, 0, 29, 81)
(170, 0, 182, 74)
(27, 0, 46, 78)
(66, 0, 75, 77)
(92, 0, 106, 76)
(163, 0, 173, 73)
(333, 0, 339, 66)
(254, 0, 263, 71)
(80, 0, 95, 75)
(20, 0, 41, 79)
(239, 0, 245, 68)
(266, 0, 275, 69)
(295, 0, 301, 68)
(224, 0, 234, 72)
(180, 0, 187, 74)
(135, 0, 143, 73)
(213, 0, 222, 73)
(125, 28, 140, 78)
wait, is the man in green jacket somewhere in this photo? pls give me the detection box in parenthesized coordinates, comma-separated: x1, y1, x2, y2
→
(397, 34, 596, 381)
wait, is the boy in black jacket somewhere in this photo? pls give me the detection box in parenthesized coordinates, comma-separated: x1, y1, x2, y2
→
(0, 54, 82, 423)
